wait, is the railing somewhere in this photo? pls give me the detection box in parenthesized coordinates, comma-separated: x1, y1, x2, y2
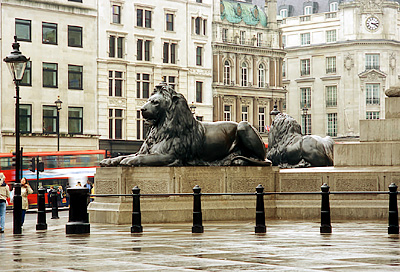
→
(88, 183, 400, 235)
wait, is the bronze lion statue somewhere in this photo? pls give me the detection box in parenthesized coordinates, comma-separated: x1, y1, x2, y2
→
(100, 83, 271, 167)
(267, 113, 334, 168)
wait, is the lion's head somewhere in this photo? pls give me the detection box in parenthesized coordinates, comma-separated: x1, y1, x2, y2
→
(268, 113, 302, 148)
(138, 83, 205, 163)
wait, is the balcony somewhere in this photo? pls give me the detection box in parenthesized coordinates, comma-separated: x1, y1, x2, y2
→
(220, 37, 272, 48)
(325, 12, 337, 19)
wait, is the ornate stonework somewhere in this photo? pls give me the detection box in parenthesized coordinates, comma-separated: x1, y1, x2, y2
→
(360, 0, 384, 13)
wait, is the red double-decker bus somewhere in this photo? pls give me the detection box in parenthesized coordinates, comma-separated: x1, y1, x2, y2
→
(0, 150, 106, 207)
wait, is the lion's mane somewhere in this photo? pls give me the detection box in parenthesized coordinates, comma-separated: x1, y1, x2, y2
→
(137, 85, 205, 165)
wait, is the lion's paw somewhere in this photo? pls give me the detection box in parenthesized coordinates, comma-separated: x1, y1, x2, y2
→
(120, 156, 140, 166)
(100, 156, 127, 167)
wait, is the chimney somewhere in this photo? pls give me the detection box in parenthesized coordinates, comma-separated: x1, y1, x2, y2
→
(266, 0, 278, 30)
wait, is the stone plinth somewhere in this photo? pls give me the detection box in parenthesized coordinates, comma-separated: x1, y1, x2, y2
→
(89, 166, 278, 224)
(89, 166, 399, 224)
(385, 97, 400, 119)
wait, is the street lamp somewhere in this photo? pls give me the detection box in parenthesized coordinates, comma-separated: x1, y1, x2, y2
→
(270, 100, 280, 119)
(3, 36, 29, 234)
(302, 106, 309, 135)
(54, 96, 62, 151)
(190, 102, 196, 115)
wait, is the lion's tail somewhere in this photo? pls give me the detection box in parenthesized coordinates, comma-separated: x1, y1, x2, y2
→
(232, 156, 272, 166)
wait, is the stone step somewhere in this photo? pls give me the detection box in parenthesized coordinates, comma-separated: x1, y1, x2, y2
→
(360, 119, 400, 142)
(334, 141, 400, 166)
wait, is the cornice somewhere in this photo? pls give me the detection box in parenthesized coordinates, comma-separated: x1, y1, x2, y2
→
(213, 43, 286, 57)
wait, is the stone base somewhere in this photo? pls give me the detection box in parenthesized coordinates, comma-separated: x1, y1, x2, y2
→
(334, 141, 400, 166)
(66, 222, 90, 234)
(89, 166, 400, 224)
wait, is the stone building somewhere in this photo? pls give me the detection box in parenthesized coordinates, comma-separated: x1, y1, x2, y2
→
(278, 0, 400, 137)
(212, 0, 286, 138)
(0, 0, 99, 152)
(97, 0, 213, 155)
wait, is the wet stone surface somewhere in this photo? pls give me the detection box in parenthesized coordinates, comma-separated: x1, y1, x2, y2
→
(0, 211, 399, 271)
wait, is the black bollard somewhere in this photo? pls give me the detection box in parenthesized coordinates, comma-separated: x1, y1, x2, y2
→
(66, 187, 90, 234)
(13, 183, 22, 234)
(51, 188, 59, 219)
(192, 185, 204, 233)
(131, 186, 143, 233)
(36, 187, 47, 230)
(255, 184, 266, 233)
(320, 183, 332, 233)
(388, 183, 399, 234)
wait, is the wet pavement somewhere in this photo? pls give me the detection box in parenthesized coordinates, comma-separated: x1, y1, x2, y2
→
(0, 210, 400, 271)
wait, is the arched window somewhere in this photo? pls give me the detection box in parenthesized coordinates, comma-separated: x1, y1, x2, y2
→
(241, 62, 248, 86)
(223, 60, 231, 85)
(258, 63, 265, 88)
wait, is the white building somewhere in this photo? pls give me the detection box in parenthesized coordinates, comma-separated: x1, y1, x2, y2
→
(212, 0, 286, 138)
(0, 0, 99, 152)
(97, 0, 213, 155)
(279, 0, 400, 138)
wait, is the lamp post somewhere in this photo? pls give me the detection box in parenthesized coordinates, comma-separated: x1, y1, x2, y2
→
(270, 100, 280, 119)
(3, 36, 29, 234)
(302, 106, 309, 135)
(54, 96, 62, 151)
(190, 102, 196, 115)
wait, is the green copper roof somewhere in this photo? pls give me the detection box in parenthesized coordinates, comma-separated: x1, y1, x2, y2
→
(220, 0, 268, 27)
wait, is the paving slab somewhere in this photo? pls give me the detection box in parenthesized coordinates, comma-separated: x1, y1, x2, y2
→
(0, 211, 399, 271)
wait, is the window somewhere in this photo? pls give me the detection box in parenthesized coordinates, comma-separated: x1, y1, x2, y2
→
(196, 46, 202, 66)
(280, 9, 288, 18)
(163, 42, 177, 64)
(304, 6, 312, 15)
(166, 13, 174, 31)
(327, 113, 337, 136)
(137, 8, 152, 28)
(302, 114, 311, 135)
(224, 60, 231, 85)
(136, 110, 149, 140)
(366, 111, 380, 119)
(193, 17, 207, 35)
(326, 30, 336, 43)
(15, 19, 31, 42)
(20, 61, 32, 86)
(137, 73, 150, 99)
(112, 5, 121, 24)
(109, 109, 123, 139)
(109, 35, 124, 58)
(240, 31, 246, 45)
(300, 87, 311, 108)
(366, 54, 380, 70)
(43, 63, 58, 88)
(300, 33, 310, 45)
(282, 35, 286, 48)
(196, 0, 202, 3)
(330, 2, 338, 12)
(366, 83, 380, 105)
(109, 71, 123, 97)
(258, 63, 265, 88)
(241, 62, 248, 87)
(257, 33, 262, 47)
(68, 65, 83, 90)
(326, 57, 336, 73)
(222, 28, 228, 42)
(326, 86, 337, 107)
(68, 107, 83, 134)
(282, 60, 286, 78)
(68, 26, 82, 47)
(42, 22, 57, 44)
(43, 106, 57, 133)
(162, 76, 176, 90)
(137, 39, 151, 61)
(224, 105, 232, 121)
(196, 81, 203, 103)
(20, 104, 32, 133)
(258, 107, 266, 133)
(242, 106, 248, 122)
(300, 59, 310, 76)
(69, 0, 82, 2)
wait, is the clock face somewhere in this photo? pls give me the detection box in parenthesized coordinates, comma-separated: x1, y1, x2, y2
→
(366, 16, 379, 31)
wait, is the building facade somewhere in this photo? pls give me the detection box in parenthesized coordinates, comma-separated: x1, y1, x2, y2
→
(279, 0, 400, 137)
(97, 0, 213, 155)
(0, 0, 99, 152)
(212, 0, 286, 139)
